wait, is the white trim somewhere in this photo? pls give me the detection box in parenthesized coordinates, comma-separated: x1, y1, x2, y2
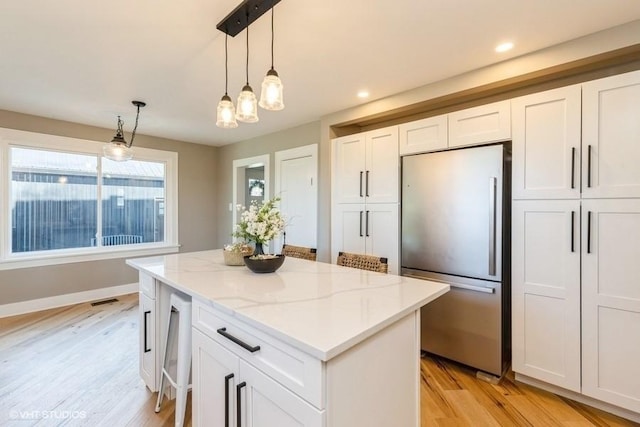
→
(273, 144, 318, 252)
(515, 373, 640, 423)
(0, 282, 139, 318)
(0, 244, 180, 271)
(0, 127, 179, 268)
(232, 153, 270, 240)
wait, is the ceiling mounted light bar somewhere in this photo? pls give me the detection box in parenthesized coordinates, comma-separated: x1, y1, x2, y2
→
(217, 0, 281, 37)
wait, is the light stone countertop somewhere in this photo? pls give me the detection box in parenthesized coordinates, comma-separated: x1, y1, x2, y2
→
(127, 249, 449, 361)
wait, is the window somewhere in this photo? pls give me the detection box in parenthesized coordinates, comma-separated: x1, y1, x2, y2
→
(0, 128, 179, 269)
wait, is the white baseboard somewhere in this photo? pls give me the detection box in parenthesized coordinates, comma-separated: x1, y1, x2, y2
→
(515, 373, 640, 423)
(0, 283, 138, 318)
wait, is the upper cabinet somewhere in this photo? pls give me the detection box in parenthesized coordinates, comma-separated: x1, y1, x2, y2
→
(582, 70, 640, 199)
(399, 114, 447, 155)
(512, 85, 582, 200)
(448, 100, 511, 148)
(333, 126, 399, 204)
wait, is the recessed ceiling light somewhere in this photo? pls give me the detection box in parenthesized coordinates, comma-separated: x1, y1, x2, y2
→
(495, 42, 514, 53)
(357, 90, 369, 99)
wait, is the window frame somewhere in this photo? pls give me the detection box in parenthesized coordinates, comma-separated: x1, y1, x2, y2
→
(0, 127, 179, 270)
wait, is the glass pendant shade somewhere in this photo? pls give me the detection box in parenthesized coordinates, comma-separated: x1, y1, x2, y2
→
(103, 142, 133, 162)
(216, 95, 238, 128)
(236, 85, 259, 123)
(259, 69, 284, 111)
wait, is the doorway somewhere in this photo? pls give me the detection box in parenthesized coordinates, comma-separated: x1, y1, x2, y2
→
(274, 144, 318, 253)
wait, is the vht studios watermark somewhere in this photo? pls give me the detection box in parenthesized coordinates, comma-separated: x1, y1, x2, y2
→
(9, 410, 87, 420)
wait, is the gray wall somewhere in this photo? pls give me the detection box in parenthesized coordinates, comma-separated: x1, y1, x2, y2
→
(0, 110, 219, 305)
(215, 121, 320, 248)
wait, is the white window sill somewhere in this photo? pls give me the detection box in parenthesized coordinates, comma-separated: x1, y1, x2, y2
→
(0, 243, 181, 271)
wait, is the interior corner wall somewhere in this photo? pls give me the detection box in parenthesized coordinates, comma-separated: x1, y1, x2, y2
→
(0, 110, 219, 305)
(215, 121, 320, 249)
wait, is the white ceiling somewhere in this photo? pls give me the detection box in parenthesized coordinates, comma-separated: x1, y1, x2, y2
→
(1, 1, 640, 147)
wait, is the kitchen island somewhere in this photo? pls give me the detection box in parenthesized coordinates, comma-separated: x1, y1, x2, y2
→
(127, 249, 448, 427)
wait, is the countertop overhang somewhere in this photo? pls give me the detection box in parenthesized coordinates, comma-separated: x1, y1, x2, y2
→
(127, 249, 449, 361)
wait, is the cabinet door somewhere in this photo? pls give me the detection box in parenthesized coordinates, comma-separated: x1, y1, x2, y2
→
(512, 86, 581, 200)
(239, 361, 324, 427)
(331, 204, 366, 263)
(582, 199, 640, 412)
(399, 115, 447, 155)
(512, 200, 581, 392)
(333, 134, 366, 204)
(365, 126, 399, 203)
(448, 100, 511, 148)
(364, 203, 399, 275)
(139, 292, 157, 391)
(192, 328, 240, 427)
(582, 70, 640, 198)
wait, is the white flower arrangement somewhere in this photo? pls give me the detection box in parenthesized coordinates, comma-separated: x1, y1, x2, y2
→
(233, 197, 285, 245)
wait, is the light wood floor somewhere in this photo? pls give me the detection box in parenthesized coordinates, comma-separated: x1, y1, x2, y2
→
(0, 293, 637, 426)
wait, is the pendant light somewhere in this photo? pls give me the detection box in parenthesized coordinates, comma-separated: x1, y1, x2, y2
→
(216, 33, 238, 128)
(235, 12, 259, 123)
(103, 100, 146, 162)
(259, 7, 284, 111)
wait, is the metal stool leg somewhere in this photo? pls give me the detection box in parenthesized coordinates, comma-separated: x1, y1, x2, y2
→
(154, 294, 192, 427)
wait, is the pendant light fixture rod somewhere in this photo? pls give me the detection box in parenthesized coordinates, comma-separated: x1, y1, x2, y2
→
(224, 33, 229, 95)
(270, 7, 274, 70)
(245, 12, 250, 85)
(128, 100, 146, 148)
(216, 0, 281, 37)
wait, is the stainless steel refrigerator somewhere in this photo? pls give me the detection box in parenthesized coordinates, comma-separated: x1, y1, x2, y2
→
(401, 143, 511, 377)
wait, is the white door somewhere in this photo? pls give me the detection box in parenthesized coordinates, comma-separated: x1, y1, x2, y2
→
(239, 361, 323, 427)
(582, 199, 640, 412)
(331, 204, 366, 264)
(511, 200, 581, 392)
(365, 203, 399, 274)
(365, 126, 399, 203)
(192, 329, 240, 427)
(333, 134, 365, 204)
(512, 85, 581, 200)
(582, 70, 640, 198)
(274, 145, 318, 252)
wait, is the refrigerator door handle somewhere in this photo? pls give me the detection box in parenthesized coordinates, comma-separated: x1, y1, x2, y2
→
(403, 274, 495, 294)
(488, 177, 497, 276)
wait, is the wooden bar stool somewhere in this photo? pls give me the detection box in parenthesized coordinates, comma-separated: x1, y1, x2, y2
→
(155, 293, 192, 427)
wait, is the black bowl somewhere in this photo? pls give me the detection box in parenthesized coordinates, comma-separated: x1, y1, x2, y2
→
(243, 254, 286, 273)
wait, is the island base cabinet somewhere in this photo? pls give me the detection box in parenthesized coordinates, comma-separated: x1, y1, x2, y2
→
(139, 290, 157, 392)
(192, 328, 323, 427)
(582, 199, 640, 413)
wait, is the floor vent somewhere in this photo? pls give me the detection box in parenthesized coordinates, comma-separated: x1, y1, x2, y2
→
(91, 298, 119, 306)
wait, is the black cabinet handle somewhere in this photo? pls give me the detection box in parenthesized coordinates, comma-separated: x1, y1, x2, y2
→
(587, 211, 592, 254)
(236, 381, 246, 427)
(359, 211, 363, 237)
(359, 171, 363, 197)
(217, 328, 261, 353)
(571, 147, 576, 189)
(587, 145, 592, 188)
(365, 170, 370, 197)
(143, 310, 151, 353)
(365, 211, 370, 237)
(225, 374, 234, 427)
(571, 211, 575, 253)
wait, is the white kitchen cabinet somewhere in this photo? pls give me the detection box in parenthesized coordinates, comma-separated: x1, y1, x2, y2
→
(192, 329, 323, 427)
(331, 203, 399, 274)
(582, 70, 640, 199)
(399, 114, 447, 155)
(333, 126, 399, 204)
(582, 199, 640, 412)
(139, 272, 158, 392)
(512, 85, 582, 200)
(512, 200, 581, 392)
(190, 298, 420, 427)
(448, 100, 511, 148)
